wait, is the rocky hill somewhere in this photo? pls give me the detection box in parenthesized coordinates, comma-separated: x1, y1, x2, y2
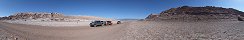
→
(0, 12, 64, 20)
(146, 6, 244, 21)
(0, 12, 114, 21)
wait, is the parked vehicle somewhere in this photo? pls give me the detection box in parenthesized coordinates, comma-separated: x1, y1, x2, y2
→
(90, 21, 106, 27)
(117, 21, 121, 24)
(106, 21, 113, 25)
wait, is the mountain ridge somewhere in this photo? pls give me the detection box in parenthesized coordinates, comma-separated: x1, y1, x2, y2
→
(146, 6, 244, 21)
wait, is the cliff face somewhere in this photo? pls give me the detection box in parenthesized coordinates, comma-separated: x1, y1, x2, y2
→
(3, 12, 64, 20)
(146, 6, 244, 21)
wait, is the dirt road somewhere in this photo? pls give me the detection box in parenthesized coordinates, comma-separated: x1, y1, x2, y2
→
(0, 21, 244, 40)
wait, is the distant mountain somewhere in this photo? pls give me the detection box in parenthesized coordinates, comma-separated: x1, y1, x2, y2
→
(146, 6, 244, 21)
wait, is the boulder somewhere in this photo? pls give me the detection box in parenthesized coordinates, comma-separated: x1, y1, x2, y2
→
(238, 17, 243, 21)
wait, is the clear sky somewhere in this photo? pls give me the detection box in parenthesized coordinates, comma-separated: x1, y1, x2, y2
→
(0, 0, 243, 19)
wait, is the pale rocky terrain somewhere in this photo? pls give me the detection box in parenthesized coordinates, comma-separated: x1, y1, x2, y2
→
(1, 20, 244, 40)
(121, 21, 244, 40)
(3, 20, 91, 27)
(0, 12, 117, 27)
(0, 29, 20, 40)
(2, 20, 118, 27)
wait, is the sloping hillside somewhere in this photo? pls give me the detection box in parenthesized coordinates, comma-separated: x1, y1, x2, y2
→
(146, 6, 244, 21)
(0, 12, 114, 21)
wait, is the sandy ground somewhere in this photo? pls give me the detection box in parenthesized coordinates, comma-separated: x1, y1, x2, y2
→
(0, 20, 244, 40)
(0, 21, 127, 40)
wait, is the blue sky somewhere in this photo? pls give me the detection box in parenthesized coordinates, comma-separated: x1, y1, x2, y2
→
(0, 0, 243, 19)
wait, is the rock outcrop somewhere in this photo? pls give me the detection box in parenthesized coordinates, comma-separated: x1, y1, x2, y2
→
(0, 12, 115, 21)
(146, 6, 244, 21)
(5, 12, 64, 20)
(145, 14, 159, 20)
(238, 17, 244, 21)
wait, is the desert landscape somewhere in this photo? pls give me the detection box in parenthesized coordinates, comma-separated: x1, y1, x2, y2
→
(0, 6, 244, 40)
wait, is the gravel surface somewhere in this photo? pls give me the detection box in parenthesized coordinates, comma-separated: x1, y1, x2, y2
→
(3, 20, 91, 27)
(120, 21, 244, 40)
(0, 20, 244, 40)
(0, 29, 22, 40)
(3, 20, 118, 27)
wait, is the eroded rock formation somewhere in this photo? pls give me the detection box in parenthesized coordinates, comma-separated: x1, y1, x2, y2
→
(146, 6, 244, 21)
(0, 12, 115, 21)
(4, 12, 64, 20)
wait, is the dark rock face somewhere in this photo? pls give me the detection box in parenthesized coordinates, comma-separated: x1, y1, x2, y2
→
(238, 17, 244, 21)
(146, 6, 244, 21)
(2, 12, 64, 20)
